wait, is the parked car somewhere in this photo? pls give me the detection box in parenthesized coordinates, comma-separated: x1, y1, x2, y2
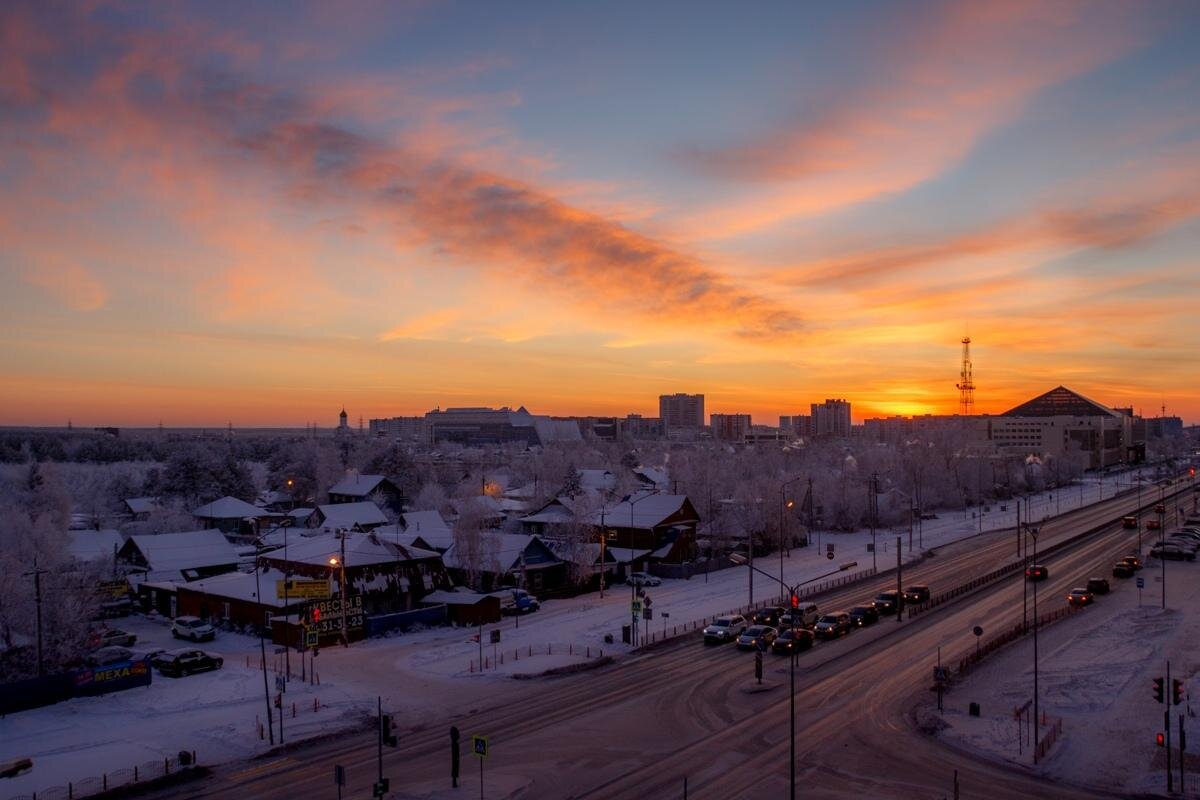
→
(1025, 564, 1049, 581)
(813, 612, 851, 640)
(1151, 543, 1197, 561)
(902, 585, 931, 604)
(1067, 587, 1094, 607)
(1112, 561, 1135, 579)
(1086, 577, 1111, 595)
(86, 646, 133, 666)
(753, 606, 786, 627)
(780, 602, 819, 629)
(626, 572, 661, 588)
(872, 590, 901, 614)
(736, 625, 778, 651)
(171, 616, 216, 642)
(0, 758, 33, 779)
(1168, 532, 1200, 543)
(703, 615, 748, 644)
(152, 649, 223, 678)
(499, 589, 541, 614)
(771, 628, 813, 655)
(88, 627, 137, 649)
(1121, 555, 1143, 570)
(848, 605, 879, 627)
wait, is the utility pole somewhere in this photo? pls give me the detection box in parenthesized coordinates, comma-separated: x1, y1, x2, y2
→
(1031, 526, 1040, 739)
(869, 472, 878, 571)
(1167, 660, 1174, 793)
(896, 536, 902, 623)
(23, 560, 48, 678)
(253, 560, 275, 745)
(1159, 493, 1167, 610)
(340, 532, 349, 646)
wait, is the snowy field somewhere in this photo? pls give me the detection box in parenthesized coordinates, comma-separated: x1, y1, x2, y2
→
(928, 553, 1200, 796)
(0, 469, 1165, 798)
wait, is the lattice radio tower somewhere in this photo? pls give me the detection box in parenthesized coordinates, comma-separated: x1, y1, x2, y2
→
(956, 336, 975, 416)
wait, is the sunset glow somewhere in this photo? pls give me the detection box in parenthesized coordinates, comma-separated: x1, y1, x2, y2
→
(2, 1, 1199, 426)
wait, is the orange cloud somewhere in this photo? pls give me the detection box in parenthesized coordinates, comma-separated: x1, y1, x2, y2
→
(679, 0, 1151, 237)
(23, 260, 109, 311)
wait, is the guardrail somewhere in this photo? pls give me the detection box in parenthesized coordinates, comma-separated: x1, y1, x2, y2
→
(470, 642, 604, 673)
(5, 754, 195, 800)
(953, 605, 1079, 679)
(632, 567, 878, 650)
(1033, 716, 1064, 763)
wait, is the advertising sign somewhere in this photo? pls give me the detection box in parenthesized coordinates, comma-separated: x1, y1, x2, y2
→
(277, 579, 331, 600)
(307, 596, 365, 632)
(72, 658, 152, 696)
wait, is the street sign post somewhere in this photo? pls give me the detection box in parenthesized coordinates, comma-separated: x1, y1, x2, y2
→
(472, 735, 488, 800)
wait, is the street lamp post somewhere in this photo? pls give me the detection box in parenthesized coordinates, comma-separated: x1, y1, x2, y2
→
(627, 492, 658, 646)
(729, 554, 856, 800)
(780, 476, 804, 590)
(253, 558, 275, 745)
(1030, 524, 1040, 738)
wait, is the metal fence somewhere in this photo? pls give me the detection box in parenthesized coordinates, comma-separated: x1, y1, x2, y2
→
(5, 755, 193, 800)
(632, 567, 879, 650)
(469, 642, 604, 672)
(1033, 716, 1064, 763)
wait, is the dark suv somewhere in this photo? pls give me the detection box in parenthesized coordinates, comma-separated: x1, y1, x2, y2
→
(152, 649, 223, 678)
(848, 605, 879, 627)
(772, 628, 813, 655)
(752, 606, 785, 627)
(902, 585, 930, 604)
(872, 590, 901, 614)
(1086, 577, 1110, 595)
(1026, 564, 1049, 581)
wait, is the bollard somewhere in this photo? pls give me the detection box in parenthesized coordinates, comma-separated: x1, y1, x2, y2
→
(586, 647, 589, 658)
(470, 660, 474, 673)
(165, 757, 170, 775)
(134, 765, 138, 781)
(528, 645, 532, 657)
(292, 702, 296, 718)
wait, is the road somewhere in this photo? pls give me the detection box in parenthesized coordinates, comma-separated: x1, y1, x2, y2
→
(148, 481, 1193, 799)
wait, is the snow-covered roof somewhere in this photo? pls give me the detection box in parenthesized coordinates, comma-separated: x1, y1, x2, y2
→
(192, 496, 267, 520)
(179, 567, 295, 607)
(315, 501, 389, 529)
(400, 509, 453, 542)
(125, 530, 240, 574)
(520, 497, 578, 525)
(578, 469, 616, 491)
(288, 507, 315, 520)
(604, 547, 652, 565)
(263, 531, 441, 569)
(633, 466, 670, 489)
(533, 418, 583, 444)
(69, 529, 124, 562)
(442, 532, 555, 573)
(123, 497, 159, 515)
(588, 493, 693, 529)
(421, 589, 494, 606)
(327, 474, 388, 498)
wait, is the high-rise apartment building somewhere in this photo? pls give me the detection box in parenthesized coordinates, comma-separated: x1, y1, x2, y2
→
(810, 399, 852, 437)
(710, 413, 752, 442)
(659, 393, 705, 433)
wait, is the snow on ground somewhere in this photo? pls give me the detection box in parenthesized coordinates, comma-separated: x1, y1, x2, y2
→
(927, 554, 1200, 796)
(0, 467, 1163, 799)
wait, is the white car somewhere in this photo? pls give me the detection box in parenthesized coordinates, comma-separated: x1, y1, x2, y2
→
(626, 572, 662, 587)
(171, 616, 216, 642)
(702, 615, 747, 644)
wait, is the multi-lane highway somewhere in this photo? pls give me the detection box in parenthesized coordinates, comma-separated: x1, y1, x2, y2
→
(150, 481, 1193, 799)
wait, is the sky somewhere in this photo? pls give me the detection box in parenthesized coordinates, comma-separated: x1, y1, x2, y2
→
(2, 0, 1199, 427)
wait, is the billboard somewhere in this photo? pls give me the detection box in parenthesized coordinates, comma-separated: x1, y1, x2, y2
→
(307, 595, 365, 632)
(72, 657, 152, 696)
(276, 578, 331, 600)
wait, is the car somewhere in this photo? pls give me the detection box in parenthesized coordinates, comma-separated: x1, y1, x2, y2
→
(0, 758, 33, 779)
(86, 646, 133, 666)
(1155, 503, 1167, 514)
(771, 628, 813, 655)
(872, 590, 901, 614)
(1146, 519, 1161, 530)
(1121, 555, 1143, 570)
(736, 625, 778, 651)
(703, 615, 748, 644)
(902, 585, 931, 604)
(499, 589, 541, 614)
(1067, 587, 1094, 607)
(88, 627, 137, 649)
(1086, 577, 1111, 595)
(813, 612, 851, 640)
(1112, 562, 1135, 579)
(171, 616, 216, 642)
(1122, 516, 1139, 529)
(152, 648, 223, 678)
(1151, 544, 1197, 561)
(848, 605, 879, 627)
(752, 606, 786, 627)
(1168, 531, 1200, 543)
(1026, 564, 1050, 581)
(1164, 537, 1200, 551)
(626, 572, 662, 588)
(780, 602, 819, 629)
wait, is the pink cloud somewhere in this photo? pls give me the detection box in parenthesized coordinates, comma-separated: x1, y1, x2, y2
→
(24, 260, 109, 311)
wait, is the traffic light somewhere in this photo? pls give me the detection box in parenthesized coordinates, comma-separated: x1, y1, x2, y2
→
(381, 714, 398, 747)
(790, 593, 799, 609)
(312, 607, 322, 624)
(1153, 677, 1165, 703)
(1156, 732, 1165, 747)
(1173, 678, 1185, 706)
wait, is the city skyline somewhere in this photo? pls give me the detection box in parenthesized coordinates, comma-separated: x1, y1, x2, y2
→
(3, 1, 1200, 426)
